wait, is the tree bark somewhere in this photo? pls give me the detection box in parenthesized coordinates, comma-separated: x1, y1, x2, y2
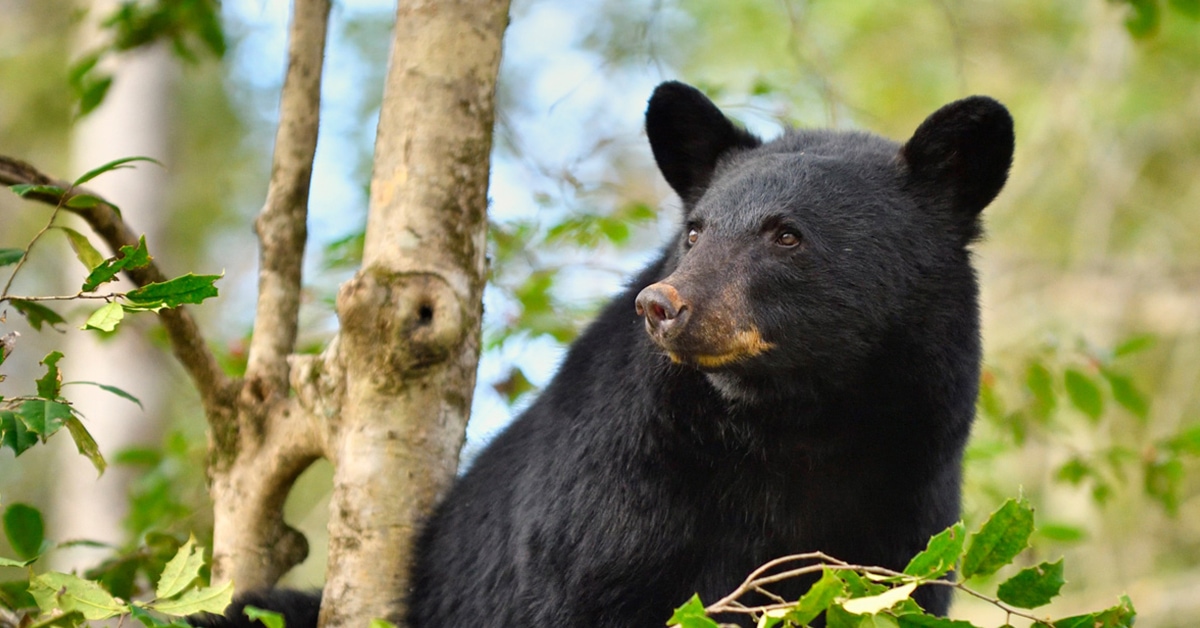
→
(320, 1, 510, 625)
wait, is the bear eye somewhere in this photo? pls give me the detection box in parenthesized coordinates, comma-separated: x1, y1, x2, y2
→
(686, 228, 700, 247)
(775, 230, 801, 248)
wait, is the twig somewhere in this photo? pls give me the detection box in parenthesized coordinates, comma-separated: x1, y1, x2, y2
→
(0, 155, 237, 424)
(242, 0, 330, 407)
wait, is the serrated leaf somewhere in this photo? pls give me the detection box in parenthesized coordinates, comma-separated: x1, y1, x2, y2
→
(4, 503, 45, 561)
(1063, 369, 1103, 421)
(36, 351, 64, 399)
(8, 299, 66, 331)
(0, 248, 23, 267)
(17, 399, 72, 440)
(82, 235, 151, 292)
(10, 184, 66, 198)
(1, 410, 38, 455)
(1052, 595, 1136, 628)
(785, 568, 845, 625)
(668, 594, 719, 628)
(838, 570, 888, 597)
(996, 559, 1065, 609)
(148, 580, 234, 616)
(125, 273, 221, 309)
(841, 582, 917, 615)
(904, 522, 965, 579)
(83, 302, 125, 332)
(244, 606, 286, 628)
(30, 572, 127, 620)
(961, 498, 1034, 579)
(63, 381, 143, 408)
(156, 536, 204, 600)
(58, 227, 106, 270)
(73, 157, 162, 187)
(64, 415, 106, 475)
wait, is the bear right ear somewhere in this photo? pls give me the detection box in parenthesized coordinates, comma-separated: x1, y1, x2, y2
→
(646, 82, 762, 207)
(901, 96, 1014, 218)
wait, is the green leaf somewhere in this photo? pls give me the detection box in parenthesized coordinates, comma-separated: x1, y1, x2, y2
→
(64, 416, 107, 475)
(961, 498, 1034, 579)
(895, 614, 979, 628)
(73, 156, 162, 187)
(996, 559, 1065, 609)
(156, 536, 204, 600)
(245, 606, 287, 628)
(1, 410, 38, 455)
(904, 522, 965, 579)
(78, 75, 114, 117)
(148, 580, 234, 616)
(83, 302, 125, 332)
(130, 603, 173, 628)
(1036, 523, 1086, 543)
(35, 351, 64, 399)
(125, 273, 221, 310)
(8, 299, 66, 331)
(1121, 0, 1160, 38)
(1063, 369, 1103, 421)
(0, 556, 36, 567)
(1102, 371, 1148, 420)
(1025, 362, 1056, 420)
(667, 594, 719, 628)
(1113, 334, 1155, 357)
(58, 227, 106, 270)
(82, 235, 151, 292)
(3, 504, 45, 561)
(0, 248, 23, 267)
(784, 568, 845, 625)
(65, 194, 105, 209)
(1165, 424, 1200, 455)
(63, 381, 143, 408)
(1052, 595, 1136, 628)
(30, 572, 127, 620)
(9, 184, 66, 198)
(838, 570, 888, 597)
(17, 399, 72, 440)
(492, 367, 535, 405)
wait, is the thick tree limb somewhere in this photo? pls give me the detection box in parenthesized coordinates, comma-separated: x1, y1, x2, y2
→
(0, 155, 238, 426)
(243, 0, 330, 409)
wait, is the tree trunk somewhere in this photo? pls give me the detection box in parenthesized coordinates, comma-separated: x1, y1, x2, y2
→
(319, 1, 510, 625)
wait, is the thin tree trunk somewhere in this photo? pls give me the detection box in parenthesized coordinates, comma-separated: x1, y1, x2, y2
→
(320, 1, 510, 625)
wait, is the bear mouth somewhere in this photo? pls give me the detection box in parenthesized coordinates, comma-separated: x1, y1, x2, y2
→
(658, 327, 774, 370)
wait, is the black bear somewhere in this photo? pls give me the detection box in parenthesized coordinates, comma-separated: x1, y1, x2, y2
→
(202, 81, 1013, 627)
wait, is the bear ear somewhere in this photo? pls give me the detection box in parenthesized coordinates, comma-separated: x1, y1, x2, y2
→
(901, 96, 1014, 217)
(646, 81, 762, 207)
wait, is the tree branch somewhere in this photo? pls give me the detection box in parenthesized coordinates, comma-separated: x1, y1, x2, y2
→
(242, 0, 331, 408)
(0, 155, 238, 428)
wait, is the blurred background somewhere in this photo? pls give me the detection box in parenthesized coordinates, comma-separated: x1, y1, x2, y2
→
(1, 0, 1198, 625)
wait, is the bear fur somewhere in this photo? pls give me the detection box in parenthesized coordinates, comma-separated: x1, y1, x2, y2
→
(200, 81, 1013, 628)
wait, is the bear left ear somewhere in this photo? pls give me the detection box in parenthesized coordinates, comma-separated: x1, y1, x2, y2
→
(646, 82, 762, 208)
(901, 96, 1014, 217)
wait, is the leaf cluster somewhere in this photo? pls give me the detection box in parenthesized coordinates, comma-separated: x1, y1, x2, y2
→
(670, 499, 1135, 628)
(1, 512, 231, 628)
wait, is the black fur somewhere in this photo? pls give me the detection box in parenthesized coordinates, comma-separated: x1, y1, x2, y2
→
(200, 82, 1013, 628)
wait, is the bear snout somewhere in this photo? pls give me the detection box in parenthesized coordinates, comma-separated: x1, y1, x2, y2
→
(635, 282, 691, 341)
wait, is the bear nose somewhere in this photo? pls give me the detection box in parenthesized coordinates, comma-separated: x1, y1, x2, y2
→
(635, 282, 690, 338)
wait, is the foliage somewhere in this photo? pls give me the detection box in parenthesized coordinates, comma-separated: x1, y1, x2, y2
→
(670, 498, 1134, 628)
(0, 506, 230, 627)
(70, 0, 225, 117)
(1, 158, 221, 471)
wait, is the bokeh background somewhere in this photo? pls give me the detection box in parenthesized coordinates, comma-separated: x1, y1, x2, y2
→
(2, 0, 1198, 625)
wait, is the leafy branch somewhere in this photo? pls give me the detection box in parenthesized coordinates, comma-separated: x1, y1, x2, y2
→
(669, 498, 1135, 628)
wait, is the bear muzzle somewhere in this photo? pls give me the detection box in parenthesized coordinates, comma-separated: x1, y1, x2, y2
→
(635, 281, 773, 368)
